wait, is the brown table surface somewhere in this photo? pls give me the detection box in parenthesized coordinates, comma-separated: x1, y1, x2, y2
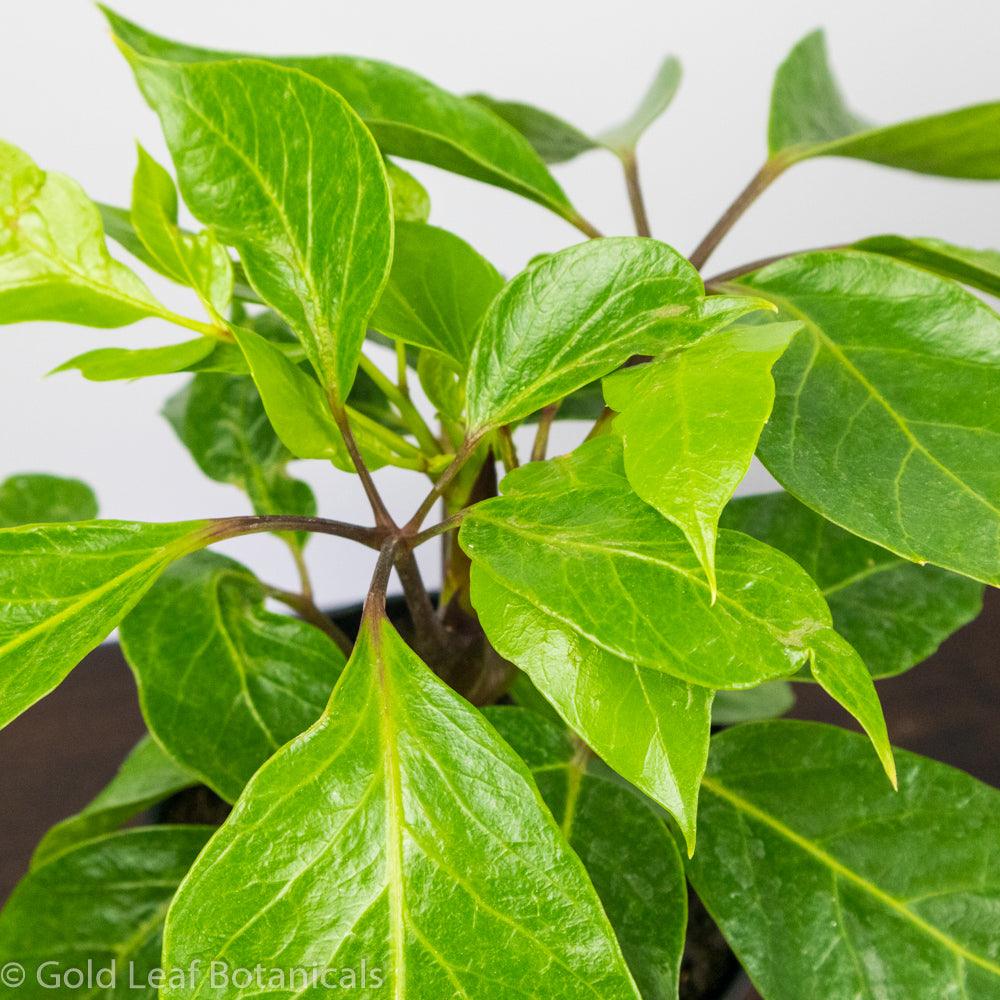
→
(2, 592, 997, 905)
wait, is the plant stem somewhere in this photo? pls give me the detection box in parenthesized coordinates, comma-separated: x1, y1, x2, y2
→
(497, 426, 520, 472)
(621, 151, 651, 237)
(395, 341, 409, 394)
(331, 404, 397, 529)
(404, 435, 482, 533)
(289, 543, 314, 601)
(363, 540, 398, 626)
(358, 354, 441, 456)
(394, 547, 448, 659)
(585, 406, 616, 441)
(531, 403, 560, 462)
(569, 211, 605, 240)
(267, 586, 354, 657)
(689, 159, 787, 271)
(210, 514, 384, 548)
(411, 511, 467, 548)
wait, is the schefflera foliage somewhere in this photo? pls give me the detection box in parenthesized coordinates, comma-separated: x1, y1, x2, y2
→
(0, 11, 998, 1000)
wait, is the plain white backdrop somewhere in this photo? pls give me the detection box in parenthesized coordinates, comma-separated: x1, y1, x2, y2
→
(3, 1, 1000, 605)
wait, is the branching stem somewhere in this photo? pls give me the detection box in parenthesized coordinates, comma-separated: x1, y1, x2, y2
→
(332, 404, 397, 529)
(531, 403, 560, 462)
(210, 514, 384, 548)
(621, 151, 652, 237)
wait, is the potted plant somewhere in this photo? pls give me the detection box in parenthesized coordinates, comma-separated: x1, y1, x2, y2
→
(0, 11, 997, 999)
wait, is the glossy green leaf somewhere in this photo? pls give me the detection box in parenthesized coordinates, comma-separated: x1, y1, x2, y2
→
(161, 616, 642, 999)
(0, 140, 175, 329)
(118, 47, 392, 401)
(385, 159, 430, 222)
(722, 492, 985, 677)
(598, 57, 683, 155)
(466, 237, 768, 431)
(371, 221, 503, 368)
(711, 681, 795, 726)
(0, 827, 212, 998)
(468, 94, 598, 164)
(604, 322, 798, 597)
(120, 551, 344, 802)
(232, 325, 428, 472)
(855, 234, 1000, 298)
(163, 373, 316, 526)
(769, 31, 1000, 176)
(728, 249, 1000, 587)
(53, 338, 216, 382)
(688, 721, 1000, 1000)
(0, 519, 211, 730)
(0, 473, 97, 527)
(131, 145, 233, 317)
(32, 736, 196, 867)
(486, 706, 687, 1000)
(103, 8, 580, 227)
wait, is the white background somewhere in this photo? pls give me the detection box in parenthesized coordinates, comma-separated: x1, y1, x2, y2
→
(2, 1, 999, 606)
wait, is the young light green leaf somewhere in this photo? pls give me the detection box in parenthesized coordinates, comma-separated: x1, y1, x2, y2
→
(163, 373, 316, 527)
(604, 322, 798, 598)
(0, 519, 211, 730)
(597, 57, 683, 155)
(131, 145, 233, 317)
(161, 617, 642, 999)
(769, 30, 1000, 176)
(688, 721, 1000, 1000)
(32, 736, 196, 867)
(120, 552, 344, 802)
(855, 234, 1000, 298)
(0, 827, 212, 998)
(722, 492, 985, 677)
(486, 706, 688, 1000)
(118, 50, 393, 402)
(53, 338, 217, 382)
(102, 8, 581, 229)
(468, 94, 599, 164)
(371, 221, 503, 368)
(0, 473, 97, 527)
(711, 681, 794, 726)
(385, 159, 430, 222)
(466, 237, 767, 430)
(727, 249, 1000, 587)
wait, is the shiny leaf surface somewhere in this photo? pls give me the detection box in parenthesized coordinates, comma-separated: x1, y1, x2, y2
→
(54, 338, 216, 382)
(0, 473, 97, 527)
(688, 721, 1000, 1000)
(120, 552, 344, 802)
(161, 617, 641, 999)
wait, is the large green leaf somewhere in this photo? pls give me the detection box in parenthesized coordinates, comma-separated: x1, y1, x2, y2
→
(604, 322, 797, 597)
(486, 706, 687, 1000)
(118, 48, 392, 402)
(163, 373, 316, 526)
(161, 616, 642, 998)
(769, 30, 1000, 176)
(722, 492, 985, 678)
(370, 221, 503, 368)
(0, 140, 185, 330)
(131, 144, 233, 317)
(0, 519, 211, 729)
(0, 473, 97, 527)
(0, 827, 212, 999)
(855, 234, 1000, 298)
(688, 721, 1000, 1000)
(120, 552, 344, 802)
(726, 249, 1000, 587)
(102, 8, 580, 227)
(466, 238, 768, 430)
(32, 736, 196, 867)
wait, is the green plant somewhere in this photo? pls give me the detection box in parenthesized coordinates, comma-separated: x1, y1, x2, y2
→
(1, 11, 998, 999)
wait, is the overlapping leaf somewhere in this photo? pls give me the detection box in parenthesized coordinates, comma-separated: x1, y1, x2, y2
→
(161, 617, 642, 999)
(689, 721, 1000, 1000)
(0, 473, 97, 527)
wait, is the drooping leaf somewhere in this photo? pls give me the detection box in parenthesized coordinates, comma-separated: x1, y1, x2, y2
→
(711, 681, 795, 726)
(385, 159, 430, 222)
(161, 617, 642, 999)
(0, 827, 212, 998)
(726, 249, 1000, 587)
(597, 57, 683, 155)
(468, 94, 599, 164)
(53, 338, 217, 381)
(722, 491, 985, 677)
(0, 140, 175, 329)
(120, 552, 344, 802)
(466, 237, 768, 431)
(688, 721, 1000, 1000)
(117, 48, 393, 402)
(486, 706, 687, 1000)
(163, 373, 316, 527)
(769, 30, 1000, 176)
(32, 736, 196, 867)
(370, 221, 503, 368)
(855, 234, 1000, 298)
(0, 473, 97, 527)
(102, 8, 581, 228)
(131, 144, 233, 317)
(604, 322, 798, 597)
(0, 519, 211, 729)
